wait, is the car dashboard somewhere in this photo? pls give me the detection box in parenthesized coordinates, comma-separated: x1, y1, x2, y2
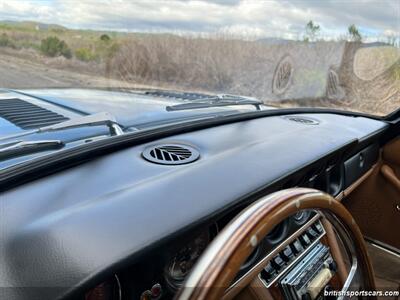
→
(0, 112, 390, 300)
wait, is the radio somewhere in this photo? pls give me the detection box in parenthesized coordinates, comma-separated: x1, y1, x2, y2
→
(280, 242, 336, 300)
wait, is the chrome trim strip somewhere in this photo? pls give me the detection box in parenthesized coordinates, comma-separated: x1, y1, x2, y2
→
(338, 259, 357, 300)
(114, 274, 122, 300)
(368, 241, 400, 258)
(323, 212, 360, 300)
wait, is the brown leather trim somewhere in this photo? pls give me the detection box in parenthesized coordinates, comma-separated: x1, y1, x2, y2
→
(226, 276, 274, 300)
(343, 140, 400, 250)
(335, 191, 344, 201)
(381, 164, 400, 193)
(343, 164, 377, 197)
(334, 164, 376, 202)
(383, 137, 400, 166)
(247, 277, 274, 300)
(176, 188, 376, 300)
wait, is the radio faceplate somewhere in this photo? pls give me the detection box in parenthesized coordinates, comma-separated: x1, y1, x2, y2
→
(280, 242, 335, 300)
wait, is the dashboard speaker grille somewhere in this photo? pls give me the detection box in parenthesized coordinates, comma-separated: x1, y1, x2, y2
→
(142, 144, 200, 165)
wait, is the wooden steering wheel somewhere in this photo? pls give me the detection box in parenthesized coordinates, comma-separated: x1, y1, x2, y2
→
(176, 188, 376, 300)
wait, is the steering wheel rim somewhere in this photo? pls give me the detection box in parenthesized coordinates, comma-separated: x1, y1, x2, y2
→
(175, 188, 376, 300)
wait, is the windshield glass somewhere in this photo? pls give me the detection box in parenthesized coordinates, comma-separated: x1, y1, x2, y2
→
(0, 1, 399, 116)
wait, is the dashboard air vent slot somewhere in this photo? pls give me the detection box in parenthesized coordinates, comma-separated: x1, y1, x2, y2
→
(145, 91, 212, 101)
(283, 116, 319, 125)
(0, 98, 69, 129)
(142, 144, 200, 165)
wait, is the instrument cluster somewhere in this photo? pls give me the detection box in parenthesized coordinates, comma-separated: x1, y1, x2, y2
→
(163, 210, 316, 294)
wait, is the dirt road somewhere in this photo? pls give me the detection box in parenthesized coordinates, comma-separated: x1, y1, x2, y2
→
(0, 52, 145, 89)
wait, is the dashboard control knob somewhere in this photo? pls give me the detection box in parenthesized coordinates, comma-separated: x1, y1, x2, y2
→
(280, 246, 294, 262)
(262, 262, 276, 281)
(299, 234, 311, 246)
(264, 262, 275, 274)
(290, 240, 304, 254)
(306, 227, 319, 240)
(141, 283, 163, 300)
(151, 283, 162, 298)
(271, 255, 285, 270)
(313, 222, 324, 234)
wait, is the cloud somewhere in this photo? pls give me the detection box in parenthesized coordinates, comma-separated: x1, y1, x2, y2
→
(0, 0, 398, 40)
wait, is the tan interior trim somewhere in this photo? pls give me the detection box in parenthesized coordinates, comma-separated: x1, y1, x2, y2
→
(334, 164, 377, 202)
(229, 276, 275, 300)
(335, 191, 344, 201)
(247, 276, 274, 300)
(381, 164, 400, 194)
(342, 164, 377, 198)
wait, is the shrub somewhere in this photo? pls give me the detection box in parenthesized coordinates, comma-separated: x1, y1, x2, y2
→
(75, 47, 97, 62)
(40, 36, 72, 58)
(0, 33, 16, 48)
(100, 34, 111, 42)
(59, 41, 72, 58)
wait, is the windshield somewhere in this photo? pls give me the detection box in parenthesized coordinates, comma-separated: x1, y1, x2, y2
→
(0, 1, 399, 116)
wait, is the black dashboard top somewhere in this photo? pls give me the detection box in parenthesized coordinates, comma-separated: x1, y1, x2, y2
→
(0, 112, 388, 300)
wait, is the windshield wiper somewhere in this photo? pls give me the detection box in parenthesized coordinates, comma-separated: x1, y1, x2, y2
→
(0, 140, 64, 160)
(0, 112, 125, 143)
(166, 98, 262, 111)
(39, 112, 124, 135)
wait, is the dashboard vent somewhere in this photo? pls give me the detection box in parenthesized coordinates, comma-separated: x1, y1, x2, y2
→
(142, 144, 200, 165)
(0, 98, 69, 129)
(283, 116, 319, 125)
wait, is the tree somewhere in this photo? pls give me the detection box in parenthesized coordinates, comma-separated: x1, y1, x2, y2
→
(348, 24, 362, 42)
(304, 20, 320, 42)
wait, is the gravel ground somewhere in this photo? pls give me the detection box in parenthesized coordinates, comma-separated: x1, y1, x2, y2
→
(0, 52, 147, 90)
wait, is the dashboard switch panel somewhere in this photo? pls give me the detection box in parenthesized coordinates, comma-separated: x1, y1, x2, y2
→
(259, 219, 326, 288)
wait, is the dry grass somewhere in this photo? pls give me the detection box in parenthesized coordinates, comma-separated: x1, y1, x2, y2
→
(105, 35, 271, 92)
(0, 23, 398, 115)
(105, 36, 399, 115)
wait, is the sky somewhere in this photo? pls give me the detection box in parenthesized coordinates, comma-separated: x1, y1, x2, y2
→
(0, 0, 399, 41)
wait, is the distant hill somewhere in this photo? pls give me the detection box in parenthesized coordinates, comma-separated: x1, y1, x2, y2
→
(258, 37, 295, 45)
(0, 20, 67, 31)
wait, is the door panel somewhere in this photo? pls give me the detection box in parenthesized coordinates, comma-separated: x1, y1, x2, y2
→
(343, 137, 400, 250)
